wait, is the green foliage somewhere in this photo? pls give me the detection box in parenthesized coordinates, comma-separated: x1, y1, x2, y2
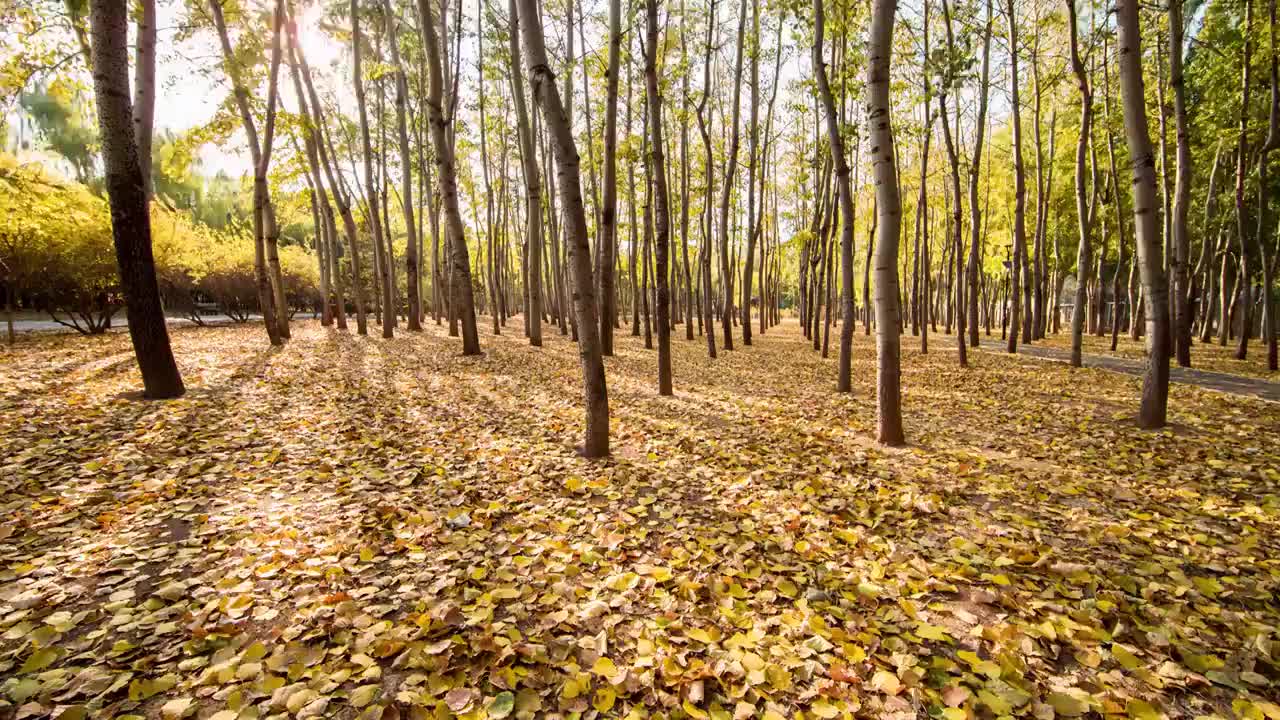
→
(0, 153, 319, 330)
(19, 81, 97, 183)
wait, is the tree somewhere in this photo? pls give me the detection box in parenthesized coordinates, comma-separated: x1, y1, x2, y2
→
(814, 0, 855, 392)
(867, 0, 904, 445)
(1005, 0, 1026, 353)
(1066, 0, 1094, 368)
(938, 0, 966, 366)
(695, 0, 718, 359)
(514, 0, 611, 456)
(645, 0, 674, 395)
(717, 0, 747, 352)
(87, 0, 184, 398)
(599, 0, 622, 354)
(209, 0, 289, 345)
(133, 0, 157, 199)
(741, 0, 760, 346)
(1115, 0, 1171, 427)
(384, 0, 422, 331)
(1169, 0, 1191, 366)
(509, 0, 543, 347)
(968, 0, 992, 349)
(353, 0, 394, 339)
(417, 0, 481, 354)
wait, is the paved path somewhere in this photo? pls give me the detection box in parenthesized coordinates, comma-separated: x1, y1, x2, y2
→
(6, 314, 274, 334)
(976, 342, 1280, 403)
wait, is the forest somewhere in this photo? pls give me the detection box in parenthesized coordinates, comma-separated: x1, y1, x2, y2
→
(1, 0, 1279, 715)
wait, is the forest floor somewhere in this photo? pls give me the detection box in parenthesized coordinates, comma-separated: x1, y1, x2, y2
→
(1, 318, 1277, 720)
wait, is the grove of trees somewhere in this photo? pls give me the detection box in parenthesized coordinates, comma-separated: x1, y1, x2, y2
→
(3, 0, 1278, 445)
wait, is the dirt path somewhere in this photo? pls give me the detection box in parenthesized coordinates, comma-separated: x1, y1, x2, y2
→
(976, 341, 1280, 402)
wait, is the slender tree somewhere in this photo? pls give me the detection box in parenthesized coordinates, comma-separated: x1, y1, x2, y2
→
(1116, 0, 1171, 427)
(417, 0, 481, 353)
(645, 0, 674, 394)
(384, 0, 421, 331)
(968, 0, 992, 348)
(1066, 0, 1094, 367)
(1006, 0, 1026, 353)
(867, 0, 904, 444)
(814, 0, 855, 392)
(717, 0, 747, 351)
(515, 0, 611, 455)
(88, 0, 184, 398)
(509, 0, 542, 346)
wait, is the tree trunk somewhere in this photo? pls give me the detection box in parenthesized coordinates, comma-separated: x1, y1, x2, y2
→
(696, 0, 718, 359)
(417, 0, 480, 353)
(645, 0, 673, 394)
(1066, 0, 1094, 367)
(1235, 0, 1256, 360)
(1006, 0, 1025, 354)
(515, 0, 611, 456)
(132, 0, 156, 199)
(293, 27, 366, 333)
(867, 0, 904, 445)
(718, 0, 747, 351)
(211, 0, 285, 344)
(509, 0, 542, 346)
(740, 0, 760, 346)
(814, 0, 856, 391)
(384, 0, 421, 331)
(354, 0, 394, 339)
(89, 0, 184, 398)
(967, 0, 991, 349)
(1116, 0, 1171, 427)
(939, 0, 965, 365)
(1170, 0, 1192, 365)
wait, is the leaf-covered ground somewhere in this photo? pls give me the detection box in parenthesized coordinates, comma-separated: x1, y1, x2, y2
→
(1, 318, 1278, 720)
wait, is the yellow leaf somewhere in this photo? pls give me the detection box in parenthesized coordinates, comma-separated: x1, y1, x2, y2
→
(871, 670, 901, 695)
(810, 699, 840, 718)
(593, 688, 617, 713)
(1048, 689, 1091, 717)
(593, 656, 619, 678)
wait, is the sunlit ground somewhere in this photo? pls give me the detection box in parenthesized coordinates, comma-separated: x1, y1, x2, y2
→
(0, 317, 1277, 719)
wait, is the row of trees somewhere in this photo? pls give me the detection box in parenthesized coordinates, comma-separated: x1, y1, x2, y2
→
(31, 0, 1276, 451)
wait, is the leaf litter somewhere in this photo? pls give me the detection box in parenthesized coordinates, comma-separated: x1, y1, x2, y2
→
(0, 319, 1278, 719)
